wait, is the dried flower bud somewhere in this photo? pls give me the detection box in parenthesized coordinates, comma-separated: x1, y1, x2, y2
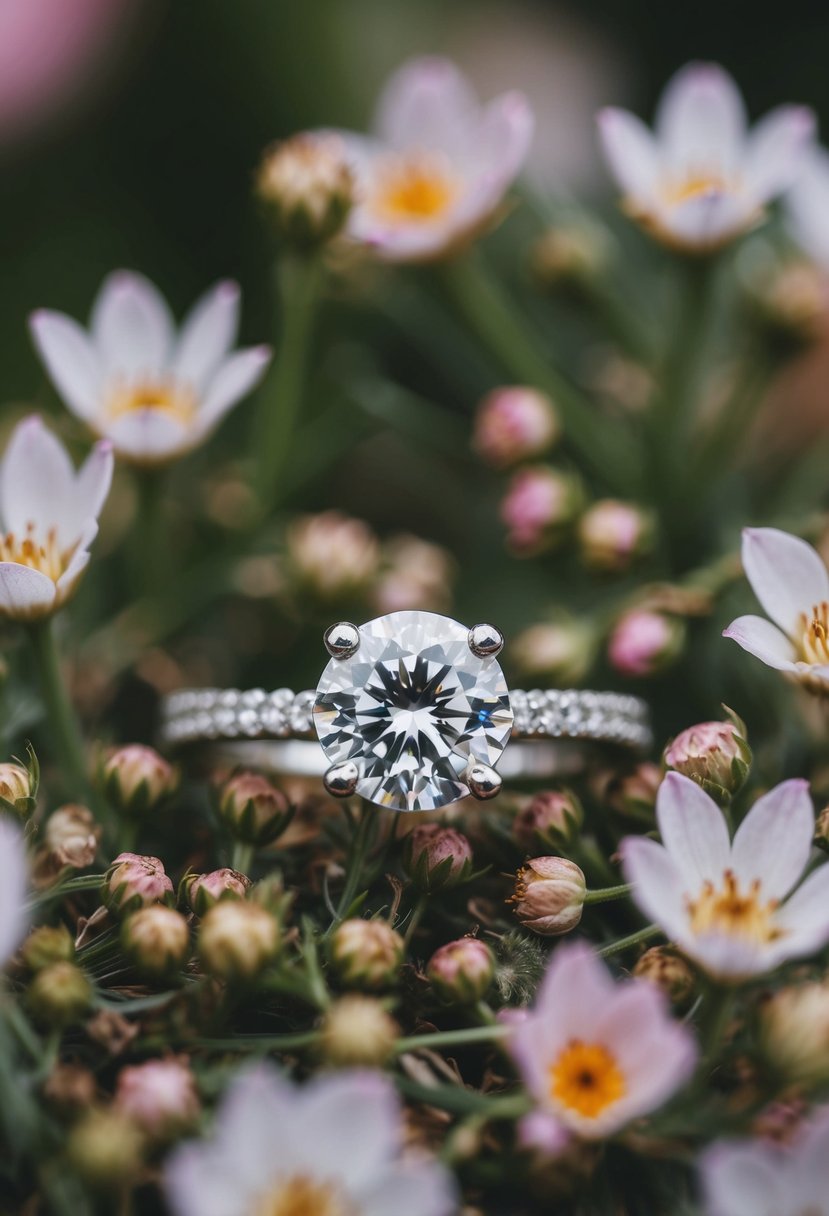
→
(0, 756, 37, 819)
(43, 804, 100, 869)
(761, 981, 829, 1086)
(27, 961, 92, 1027)
(114, 1058, 200, 1140)
(286, 511, 380, 599)
(318, 995, 399, 1067)
(512, 789, 584, 852)
(122, 906, 191, 980)
(330, 918, 404, 990)
(599, 762, 661, 823)
(739, 242, 826, 349)
(99, 745, 178, 816)
(181, 868, 252, 915)
(102, 853, 174, 917)
(512, 621, 595, 685)
(607, 610, 685, 677)
(633, 947, 695, 1005)
(218, 772, 291, 846)
(427, 938, 495, 1004)
(256, 132, 354, 248)
(664, 715, 751, 802)
(508, 857, 586, 936)
(402, 823, 474, 893)
(500, 466, 584, 554)
(815, 806, 829, 853)
(577, 500, 654, 573)
(373, 535, 454, 615)
(67, 1108, 143, 1190)
(21, 924, 75, 971)
(473, 387, 560, 468)
(198, 900, 279, 981)
(42, 1063, 97, 1119)
(532, 219, 612, 295)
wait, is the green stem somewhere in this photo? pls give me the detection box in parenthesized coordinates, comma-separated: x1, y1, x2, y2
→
(29, 873, 105, 908)
(596, 924, 660, 957)
(231, 841, 255, 875)
(583, 883, 633, 905)
(402, 894, 428, 947)
(255, 252, 322, 508)
(696, 982, 736, 1070)
(394, 1023, 511, 1054)
(27, 618, 90, 801)
(132, 468, 169, 597)
(329, 803, 376, 930)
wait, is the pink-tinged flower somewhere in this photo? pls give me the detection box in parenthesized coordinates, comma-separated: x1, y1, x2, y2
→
(164, 1065, 457, 1216)
(0, 416, 112, 622)
(473, 387, 559, 468)
(699, 1104, 829, 1216)
(373, 535, 454, 615)
(509, 857, 586, 936)
(30, 273, 271, 466)
(607, 609, 684, 677)
(102, 852, 175, 917)
(327, 56, 534, 263)
(577, 499, 653, 573)
(664, 718, 750, 800)
(724, 527, 829, 692)
(787, 145, 829, 269)
(508, 942, 696, 1139)
(622, 772, 829, 980)
(115, 1058, 200, 1140)
(286, 511, 380, 599)
(0, 818, 28, 967)
(500, 465, 583, 554)
(597, 63, 814, 252)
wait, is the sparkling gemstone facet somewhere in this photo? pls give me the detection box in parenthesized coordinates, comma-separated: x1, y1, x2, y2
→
(313, 610, 514, 811)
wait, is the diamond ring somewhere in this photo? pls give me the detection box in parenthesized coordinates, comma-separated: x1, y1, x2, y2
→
(161, 610, 652, 812)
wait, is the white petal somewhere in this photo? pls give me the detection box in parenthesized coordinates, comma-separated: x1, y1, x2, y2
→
(741, 527, 829, 638)
(0, 818, 28, 967)
(656, 772, 731, 886)
(0, 563, 57, 620)
(211, 1066, 298, 1189)
(468, 90, 534, 190)
(198, 346, 271, 432)
(91, 270, 174, 380)
(55, 533, 93, 604)
(28, 310, 102, 422)
(797, 1107, 829, 1208)
(743, 106, 816, 201)
(656, 62, 746, 176)
(787, 145, 829, 268)
(105, 411, 193, 465)
(164, 1142, 247, 1216)
(722, 614, 799, 672)
(773, 864, 829, 957)
(291, 1072, 401, 1190)
(376, 56, 478, 153)
(682, 932, 769, 981)
(534, 941, 616, 1040)
(70, 442, 114, 538)
(730, 779, 813, 899)
(172, 281, 241, 391)
(597, 108, 661, 201)
(361, 1163, 459, 1216)
(656, 191, 754, 248)
(0, 416, 75, 539)
(620, 836, 687, 939)
(699, 1140, 782, 1216)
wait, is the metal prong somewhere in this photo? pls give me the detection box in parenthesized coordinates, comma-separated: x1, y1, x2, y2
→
(324, 621, 361, 659)
(323, 760, 360, 798)
(466, 762, 503, 800)
(468, 623, 504, 658)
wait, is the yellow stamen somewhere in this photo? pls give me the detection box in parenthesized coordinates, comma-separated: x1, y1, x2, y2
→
(0, 523, 70, 583)
(799, 604, 829, 665)
(254, 1176, 353, 1216)
(687, 870, 781, 944)
(549, 1040, 626, 1120)
(105, 377, 196, 425)
(663, 171, 730, 206)
(370, 154, 458, 223)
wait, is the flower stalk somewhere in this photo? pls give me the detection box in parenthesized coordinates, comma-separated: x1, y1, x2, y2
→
(27, 618, 90, 802)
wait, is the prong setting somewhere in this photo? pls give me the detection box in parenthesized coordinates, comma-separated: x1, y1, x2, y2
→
(324, 621, 361, 659)
(468, 623, 505, 658)
(466, 762, 503, 800)
(323, 760, 360, 798)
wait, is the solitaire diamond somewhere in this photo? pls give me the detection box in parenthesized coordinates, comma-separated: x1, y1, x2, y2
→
(313, 610, 514, 811)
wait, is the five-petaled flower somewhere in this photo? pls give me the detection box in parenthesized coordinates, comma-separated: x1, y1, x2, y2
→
(723, 527, 829, 692)
(0, 416, 112, 621)
(326, 55, 534, 263)
(30, 272, 272, 466)
(622, 771, 829, 980)
(164, 1064, 458, 1216)
(597, 62, 814, 252)
(508, 941, 696, 1141)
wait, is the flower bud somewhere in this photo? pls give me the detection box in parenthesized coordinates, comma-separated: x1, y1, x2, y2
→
(508, 857, 586, 936)
(99, 745, 178, 816)
(67, 1108, 143, 1190)
(500, 466, 584, 554)
(286, 510, 379, 599)
(815, 805, 829, 853)
(181, 868, 252, 916)
(601, 762, 661, 822)
(664, 716, 750, 802)
(512, 789, 584, 852)
(0, 757, 37, 819)
(473, 387, 560, 468)
(577, 500, 654, 573)
(607, 610, 685, 677)
(760, 982, 829, 1086)
(21, 924, 75, 971)
(43, 804, 100, 869)
(402, 823, 474, 892)
(373, 535, 454, 615)
(330, 918, 404, 990)
(531, 219, 612, 296)
(318, 995, 399, 1067)
(42, 1064, 97, 1119)
(114, 1058, 200, 1140)
(256, 132, 354, 248)
(27, 961, 92, 1027)
(198, 900, 279, 981)
(427, 938, 495, 1004)
(512, 620, 595, 685)
(218, 772, 291, 846)
(633, 947, 695, 1005)
(122, 906, 191, 980)
(102, 853, 174, 917)
(739, 242, 826, 350)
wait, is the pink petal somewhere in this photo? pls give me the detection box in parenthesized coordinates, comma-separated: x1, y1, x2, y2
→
(656, 772, 731, 886)
(741, 527, 829, 638)
(699, 1141, 782, 1216)
(361, 1162, 459, 1216)
(722, 614, 799, 672)
(375, 56, 478, 153)
(29, 309, 102, 421)
(596, 107, 660, 200)
(730, 779, 813, 899)
(620, 836, 687, 939)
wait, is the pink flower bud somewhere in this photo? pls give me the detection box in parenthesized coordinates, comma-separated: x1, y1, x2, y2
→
(512, 621, 595, 684)
(181, 868, 252, 916)
(664, 718, 750, 799)
(577, 499, 653, 572)
(373, 535, 454, 615)
(607, 610, 685, 677)
(473, 387, 559, 468)
(286, 510, 380, 599)
(121, 906, 191, 980)
(197, 901, 280, 981)
(427, 938, 494, 1004)
(508, 857, 586, 936)
(115, 1058, 200, 1140)
(99, 745, 179, 815)
(402, 823, 473, 892)
(330, 919, 404, 990)
(601, 762, 661, 821)
(256, 132, 355, 248)
(512, 789, 583, 852)
(218, 772, 291, 846)
(44, 804, 100, 869)
(0, 760, 36, 818)
(500, 466, 583, 554)
(102, 853, 174, 917)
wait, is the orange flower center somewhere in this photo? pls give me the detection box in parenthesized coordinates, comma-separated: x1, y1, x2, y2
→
(254, 1176, 353, 1216)
(799, 604, 829, 665)
(371, 154, 458, 223)
(549, 1040, 626, 1119)
(105, 376, 196, 425)
(663, 171, 730, 206)
(0, 523, 69, 582)
(687, 869, 782, 944)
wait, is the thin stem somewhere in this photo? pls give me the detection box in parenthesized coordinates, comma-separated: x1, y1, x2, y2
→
(402, 894, 428, 947)
(394, 1022, 511, 1054)
(27, 618, 90, 801)
(596, 924, 660, 957)
(132, 468, 169, 597)
(29, 873, 105, 908)
(329, 803, 376, 931)
(583, 883, 633, 905)
(231, 841, 255, 875)
(696, 982, 736, 1071)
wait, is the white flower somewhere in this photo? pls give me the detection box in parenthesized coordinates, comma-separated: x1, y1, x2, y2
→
(508, 941, 696, 1140)
(723, 527, 829, 692)
(0, 416, 112, 621)
(787, 144, 829, 268)
(0, 817, 28, 967)
(30, 272, 271, 466)
(164, 1065, 458, 1216)
(329, 55, 534, 263)
(598, 62, 814, 251)
(622, 771, 829, 980)
(699, 1104, 829, 1216)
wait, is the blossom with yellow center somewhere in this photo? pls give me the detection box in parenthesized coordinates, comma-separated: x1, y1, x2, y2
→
(508, 942, 695, 1141)
(598, 62, 814, 252)
(370, 155, 459, 223)
(622, 772, 829, 980)
(30, 271, 271, 466)
(254, 1176, 353, 1216)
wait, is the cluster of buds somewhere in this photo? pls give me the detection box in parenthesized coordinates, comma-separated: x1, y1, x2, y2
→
(318, 995, 399, 1068)
(577, 500, 654, 573)
(256, 132, 354, 249)
(180, 868, 251, 915)
(500, 465, 584, 554)
(512, 789, 583, 853)
(197, 899, 280, 981)
(633, 946, 695, 1005)
(285, 511, 380, 600)
(607, 609, 686, 677)
(402, 823, 473, 892)
(511, 620, 595, 685)
(508, 857, 586, 936)
(760, 981, 829, 1086)
(114, 1058, 200, 1141)
(330, 918, 404, 990)
(663, 713, 751, 803)
(98, 745, 179, 817)
(0, 748, 38, 820)
(218, 771, 292, 847)
(427, 938, 494, 1004)
(122, 906, 191, 981)
(372, 534, 454, 615)
(473, 387, 560, 468)
(27, 961, 92, 1028)
(102, 853, 175, 917)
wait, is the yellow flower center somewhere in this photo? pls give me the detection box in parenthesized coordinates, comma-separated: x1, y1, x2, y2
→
(253, 1176, 353, 1216)
(371, 154, 458, 223)
(105, 376, 196, 425)
(549, 1040, 626, 1120)
(799, 604, 829, 665)
(663, 171, 730, 206)
(687, 870, 781, 944)
(0, 524, 69, 583)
